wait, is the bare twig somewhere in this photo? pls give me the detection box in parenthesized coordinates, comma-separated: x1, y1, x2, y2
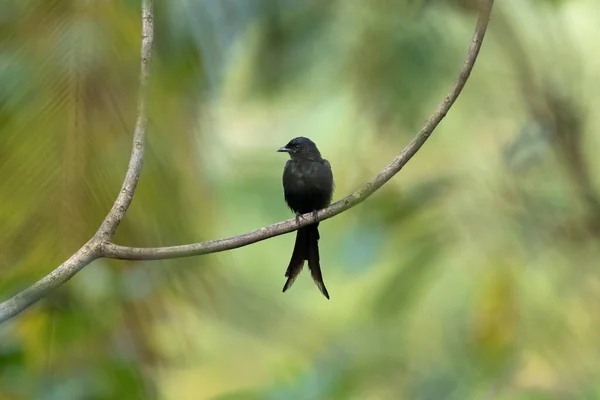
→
(101, 0, 495, 261)
(0, 240, 100, 323)
(0, 0, 155, 323)
(0, 0, 494, 323)
(97, 0, 154, 239)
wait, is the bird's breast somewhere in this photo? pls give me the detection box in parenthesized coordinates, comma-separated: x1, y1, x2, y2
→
(282, 160, 333, 213)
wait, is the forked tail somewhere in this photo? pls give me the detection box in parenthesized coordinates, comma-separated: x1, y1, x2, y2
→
(282, 224, 330, 299)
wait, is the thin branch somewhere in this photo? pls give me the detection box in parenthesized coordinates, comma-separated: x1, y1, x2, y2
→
(97, 0, 153, 239)
(0, 240, 100, 323)
(0, 0, 155, 324)
(101, 0, 495, 261)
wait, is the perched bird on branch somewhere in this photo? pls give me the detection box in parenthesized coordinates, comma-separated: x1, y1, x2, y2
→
(277, 137, 334, 299)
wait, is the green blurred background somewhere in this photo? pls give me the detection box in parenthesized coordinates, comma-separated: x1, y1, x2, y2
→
(2, 0, 600, 399)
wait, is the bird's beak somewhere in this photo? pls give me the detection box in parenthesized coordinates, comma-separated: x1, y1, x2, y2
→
(277, 146, 290, 153)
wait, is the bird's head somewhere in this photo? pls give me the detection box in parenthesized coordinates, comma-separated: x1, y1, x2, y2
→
(277, 137, 322, 160)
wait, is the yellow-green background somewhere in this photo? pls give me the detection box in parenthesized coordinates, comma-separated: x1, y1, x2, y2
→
(2, 0, 600, 399)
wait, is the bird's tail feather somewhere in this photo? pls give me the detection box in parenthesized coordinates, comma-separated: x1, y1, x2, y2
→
(306, 225, 330, 299)
(282, 228, 307, 293)
(282, 224, 330, 299)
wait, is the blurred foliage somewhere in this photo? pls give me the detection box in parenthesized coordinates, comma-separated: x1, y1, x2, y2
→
(2, 0, 600, 399)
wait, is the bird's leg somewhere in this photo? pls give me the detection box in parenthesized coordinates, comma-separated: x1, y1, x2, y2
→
(295, 210, 320, 225)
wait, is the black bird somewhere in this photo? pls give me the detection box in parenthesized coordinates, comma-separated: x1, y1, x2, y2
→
(277, 137, 334, 299)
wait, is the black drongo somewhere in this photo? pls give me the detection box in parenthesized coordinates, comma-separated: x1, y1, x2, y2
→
(277, 137, 334, 299)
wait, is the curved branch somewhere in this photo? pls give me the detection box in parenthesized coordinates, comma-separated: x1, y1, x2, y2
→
(101, 0, 495, 261)
(0, 0, 494, 323)
(0, 0, 155, 324)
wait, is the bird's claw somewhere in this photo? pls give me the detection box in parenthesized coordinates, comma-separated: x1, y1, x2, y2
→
(295, 210, 320, 225)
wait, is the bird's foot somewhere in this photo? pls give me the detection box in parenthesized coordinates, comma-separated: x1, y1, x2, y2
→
(312, 209, 319, 222)
(295, 210, 320, 225)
